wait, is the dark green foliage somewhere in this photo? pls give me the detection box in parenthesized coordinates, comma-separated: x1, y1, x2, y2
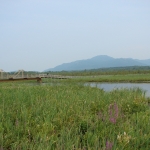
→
(45, 66, 150, 76)
(79, 121, 88, 135)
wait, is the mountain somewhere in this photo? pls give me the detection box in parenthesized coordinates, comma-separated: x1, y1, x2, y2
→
(44, 55, 150, 72)
(135, 59, 150, 66)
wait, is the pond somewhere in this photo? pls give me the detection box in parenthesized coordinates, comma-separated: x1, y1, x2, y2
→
(86, 82, 150, 97)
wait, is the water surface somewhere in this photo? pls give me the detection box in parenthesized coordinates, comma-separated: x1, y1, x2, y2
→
(86, 82, 150, 97)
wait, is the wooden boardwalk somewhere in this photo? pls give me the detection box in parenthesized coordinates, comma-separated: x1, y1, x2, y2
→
(0, 69, 71, 83)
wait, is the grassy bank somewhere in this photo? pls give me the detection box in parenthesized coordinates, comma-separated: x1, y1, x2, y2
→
(61, 73, 150, 83)
(0, 82, 150, 149)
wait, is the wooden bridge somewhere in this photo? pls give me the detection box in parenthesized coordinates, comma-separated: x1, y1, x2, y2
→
(0, 69, 71, 83)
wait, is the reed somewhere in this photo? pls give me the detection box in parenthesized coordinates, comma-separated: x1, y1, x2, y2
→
(0, 81, 150, 149)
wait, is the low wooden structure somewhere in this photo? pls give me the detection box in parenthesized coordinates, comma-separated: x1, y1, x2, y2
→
(0, 69, 71, 83)
(0, 77, 42, 83)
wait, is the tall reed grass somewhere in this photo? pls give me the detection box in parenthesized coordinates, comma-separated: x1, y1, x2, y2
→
(0, 82, 150, 149)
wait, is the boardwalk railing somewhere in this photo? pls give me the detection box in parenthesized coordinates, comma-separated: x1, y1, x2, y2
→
(0, 69, 72, 81)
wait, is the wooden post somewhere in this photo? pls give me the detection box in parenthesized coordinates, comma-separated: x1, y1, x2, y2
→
(22, 70, 23, 78)
(37, 77, 42, 83)
(0, 72, 2, 79)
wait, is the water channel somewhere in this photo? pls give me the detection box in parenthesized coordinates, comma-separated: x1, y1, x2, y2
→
(86, 82, 150, 97)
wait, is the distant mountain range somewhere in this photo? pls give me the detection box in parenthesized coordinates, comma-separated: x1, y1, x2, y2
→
(44, 55, 150, 72)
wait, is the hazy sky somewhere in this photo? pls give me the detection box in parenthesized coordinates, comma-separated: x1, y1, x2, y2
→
(0, 0, 150, 72)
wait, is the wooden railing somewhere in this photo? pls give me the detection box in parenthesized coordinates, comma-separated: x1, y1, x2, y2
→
(0, 69, 72, 80)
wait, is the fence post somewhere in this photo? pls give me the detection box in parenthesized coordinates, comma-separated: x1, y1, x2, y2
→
(22, 70, 23, 78)
(37, 77, 42, 83)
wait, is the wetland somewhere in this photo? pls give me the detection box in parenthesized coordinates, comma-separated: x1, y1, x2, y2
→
(0, 73, 150, 149)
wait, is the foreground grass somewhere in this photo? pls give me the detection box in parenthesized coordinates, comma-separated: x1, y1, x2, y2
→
(0, 82, 150, 149)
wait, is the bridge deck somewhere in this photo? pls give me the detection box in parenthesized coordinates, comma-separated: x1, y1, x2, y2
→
(0, 77, 42, 82)
(0, 76, 71, 82)
(0, 70, 72, 82)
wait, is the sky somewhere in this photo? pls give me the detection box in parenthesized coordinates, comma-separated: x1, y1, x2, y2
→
(0, 0, 150, 72)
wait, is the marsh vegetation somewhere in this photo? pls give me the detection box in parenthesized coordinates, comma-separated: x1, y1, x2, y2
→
(0, 80, 150, 149)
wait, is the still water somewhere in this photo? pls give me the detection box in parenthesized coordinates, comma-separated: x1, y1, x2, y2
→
(86, 83, 150, 97)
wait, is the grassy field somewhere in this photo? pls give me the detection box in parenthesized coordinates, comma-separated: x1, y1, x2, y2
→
(0, 81, 150, 149)
(63, 73, 150, 83)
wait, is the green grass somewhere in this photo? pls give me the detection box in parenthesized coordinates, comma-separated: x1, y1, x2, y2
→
(0, 81, 150, 149)
(64, 73, 150, 83)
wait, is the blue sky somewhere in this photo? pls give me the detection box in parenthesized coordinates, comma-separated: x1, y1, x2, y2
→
(0, 0, 150, 72)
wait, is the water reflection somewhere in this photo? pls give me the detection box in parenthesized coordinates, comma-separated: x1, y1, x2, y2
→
(86, 83, 150, 97)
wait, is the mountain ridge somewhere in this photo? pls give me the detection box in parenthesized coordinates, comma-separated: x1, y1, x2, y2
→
(44, 55, 150, 72)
